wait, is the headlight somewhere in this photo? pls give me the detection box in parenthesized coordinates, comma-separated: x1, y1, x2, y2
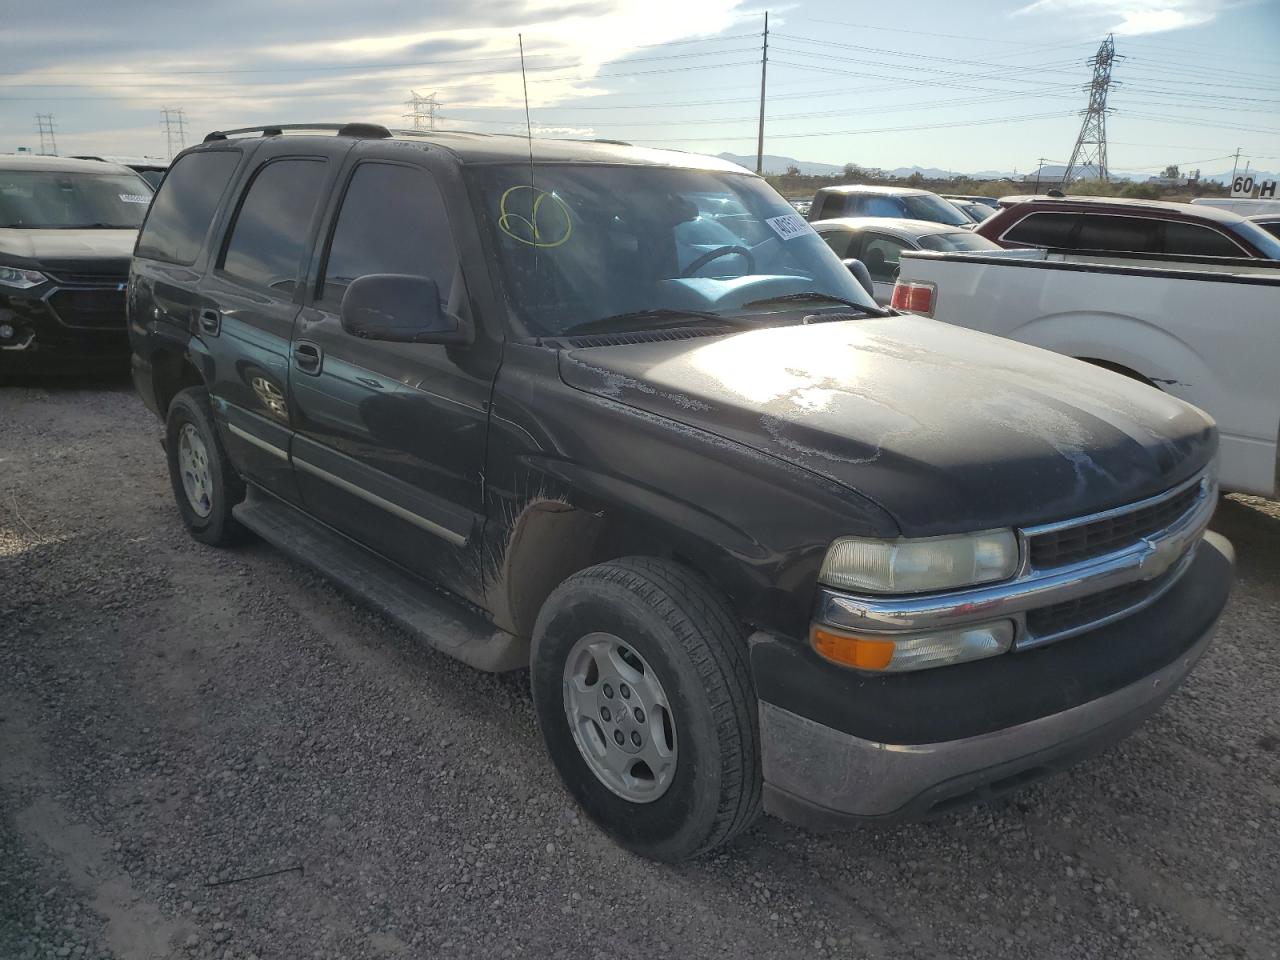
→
(819, 529, 1018, 594)
(0, 266, 48, 289)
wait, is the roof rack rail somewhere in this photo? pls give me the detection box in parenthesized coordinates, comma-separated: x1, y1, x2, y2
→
(202, 123, 392, 143)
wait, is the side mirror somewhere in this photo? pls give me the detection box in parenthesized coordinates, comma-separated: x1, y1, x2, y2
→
(842, 258, 875, 297)
(340, 274, 470, 345)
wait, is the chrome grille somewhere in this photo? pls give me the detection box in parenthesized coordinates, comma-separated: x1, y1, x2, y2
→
(1026, 477, 1204, 570)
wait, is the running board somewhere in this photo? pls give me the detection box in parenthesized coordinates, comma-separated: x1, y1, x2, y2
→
(233, 486, 528, 672)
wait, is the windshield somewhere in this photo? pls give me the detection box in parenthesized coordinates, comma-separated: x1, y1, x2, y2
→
(0, 169, 152, 228)
(470, 163, 878, 337)
(900, 193, 971, 227)
(917, 231, 1000, 252)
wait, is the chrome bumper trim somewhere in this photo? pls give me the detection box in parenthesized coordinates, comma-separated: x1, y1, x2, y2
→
(816, 474, 1216, 648)
(761, 617, 1218, 820)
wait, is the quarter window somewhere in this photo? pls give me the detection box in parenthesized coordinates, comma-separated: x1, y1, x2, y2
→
(1003, 212, 1080, 248)
(319, 163, 458, 307)
(136, 150, 239, 264)
(220, 158, 326, 294)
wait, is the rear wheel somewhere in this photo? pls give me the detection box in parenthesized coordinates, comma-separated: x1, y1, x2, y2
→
(531, 557, 761, 861)
(165, 387, 246, 545)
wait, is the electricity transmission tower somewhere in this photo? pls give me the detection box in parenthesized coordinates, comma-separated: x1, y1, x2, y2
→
(1063, 34, 1119, 183)
(404, 91, 439, 131)
(161, 107, 188, 158)
(35, 114, 58, 155)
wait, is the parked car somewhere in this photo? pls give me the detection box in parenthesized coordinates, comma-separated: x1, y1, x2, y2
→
(1189, 197, 1280, 217)
(943, 194, 1001, 210)
(946, 198, 995, 223)
(977, 196, 1280, 259)
(788, 198, 811, 216)
(131, 123, 1231, 861)
(1249, 213, 1280, 240)
(1, 154, 153, 370)
(812, 217, 1000, 303)
(73, 154, 169, 189)
(807, 185, 973, 228)
(894, 246, 1280, 496)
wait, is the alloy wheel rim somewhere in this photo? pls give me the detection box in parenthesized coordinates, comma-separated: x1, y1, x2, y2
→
(562, 632, 678, 803)
(177, 423, 213, 518)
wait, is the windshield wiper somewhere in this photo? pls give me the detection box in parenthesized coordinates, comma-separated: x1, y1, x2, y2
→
(742, 292, 893, 316)
(563, 307, 727, 336)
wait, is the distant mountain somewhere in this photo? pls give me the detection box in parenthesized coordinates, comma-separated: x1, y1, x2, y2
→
(717, 152, 844, 176)
(716, 152, 1277, 185)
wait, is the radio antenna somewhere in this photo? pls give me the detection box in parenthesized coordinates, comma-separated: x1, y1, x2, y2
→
(519, 33, 535, 190)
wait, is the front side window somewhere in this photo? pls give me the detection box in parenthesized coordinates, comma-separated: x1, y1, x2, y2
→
(136, 151, 238, 263)
(0, 169, 152, 230)
(860, 234, 910, 281)
(857, 195, 906, 218)
(470, 164, 875, 338)
(818, 228, 857, 259)
(220, 159, 326, 294)
(1161, 221, 1245, 257)
(319, 162, 459, 308)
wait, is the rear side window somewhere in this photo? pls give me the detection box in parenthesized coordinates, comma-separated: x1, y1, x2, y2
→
(1003, 212, 1079, 248)
(220, 159, 326, 294)
(1076, 215, 1159, 254)
(318, 162, 459, 307)
(1161, 221, 1244, 257)
(136, 151, 239, 263)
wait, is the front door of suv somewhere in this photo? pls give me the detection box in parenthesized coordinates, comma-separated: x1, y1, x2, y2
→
(198, 144, 334, 503)
(288, 156, 495, 604)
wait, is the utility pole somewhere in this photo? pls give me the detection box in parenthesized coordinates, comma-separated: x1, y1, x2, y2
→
(1230, 146, 1242, 182)
(160, 107, 188, 159)
(34, 114, 57, 155)
(756, 11, 768, 175)
(1064, 34, 1119, 183)
(404, 91, 439, 131)
(1034, 157, 1047, 193)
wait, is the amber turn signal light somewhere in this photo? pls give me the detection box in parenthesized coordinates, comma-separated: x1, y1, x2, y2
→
(811, 628, 895, 671)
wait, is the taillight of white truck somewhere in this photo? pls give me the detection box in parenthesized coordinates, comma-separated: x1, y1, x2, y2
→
(891, 280, 936, 317)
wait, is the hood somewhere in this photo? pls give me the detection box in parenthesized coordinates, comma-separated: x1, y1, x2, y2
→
(0, 228, 138, 263)
(558, 317, 1216, 536)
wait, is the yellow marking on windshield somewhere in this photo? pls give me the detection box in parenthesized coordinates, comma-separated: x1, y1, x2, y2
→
(498, 185, 573, 248)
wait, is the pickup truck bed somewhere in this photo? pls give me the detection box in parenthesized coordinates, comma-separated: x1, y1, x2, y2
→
(897, 248, 1280, 497)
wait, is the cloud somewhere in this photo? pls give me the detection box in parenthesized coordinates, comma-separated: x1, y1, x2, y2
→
(0, 0, 746, 156)
(1011, 0, 1223, 35)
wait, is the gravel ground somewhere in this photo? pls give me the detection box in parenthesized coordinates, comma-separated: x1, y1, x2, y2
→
(2, 375, 1278, 960)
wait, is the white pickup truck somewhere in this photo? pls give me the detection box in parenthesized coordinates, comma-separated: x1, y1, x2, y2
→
(893, 248, 1280, 497)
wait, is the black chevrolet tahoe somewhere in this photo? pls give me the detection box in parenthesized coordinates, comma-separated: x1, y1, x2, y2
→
(1, 154, 153, 371)
(128, 123, 1234, 861)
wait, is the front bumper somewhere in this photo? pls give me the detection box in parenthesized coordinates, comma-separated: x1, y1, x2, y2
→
(1, 284, 130, 371)
(755, 531, 1233, 827)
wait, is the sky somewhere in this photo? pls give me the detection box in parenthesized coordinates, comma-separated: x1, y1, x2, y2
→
(2, 0, 1277, 179)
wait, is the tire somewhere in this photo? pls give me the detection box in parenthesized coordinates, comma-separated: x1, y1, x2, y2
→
(164, 386, 246, 546)
(531, 557, 761, 861)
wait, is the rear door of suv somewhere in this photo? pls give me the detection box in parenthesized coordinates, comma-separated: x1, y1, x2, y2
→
(196, 139, 341, 503)
(285, 144, 497, 604)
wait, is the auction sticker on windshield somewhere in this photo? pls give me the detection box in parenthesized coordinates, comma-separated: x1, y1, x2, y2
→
(119, 194, 151, 204)
(766, 213, 811, 240)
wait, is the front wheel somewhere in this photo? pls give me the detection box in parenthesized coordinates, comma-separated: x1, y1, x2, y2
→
(531, 557, 761, 861)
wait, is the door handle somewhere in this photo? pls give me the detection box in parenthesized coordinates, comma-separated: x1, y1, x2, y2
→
(293, 340, 323, 375)
(197, 308, 221, 336)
